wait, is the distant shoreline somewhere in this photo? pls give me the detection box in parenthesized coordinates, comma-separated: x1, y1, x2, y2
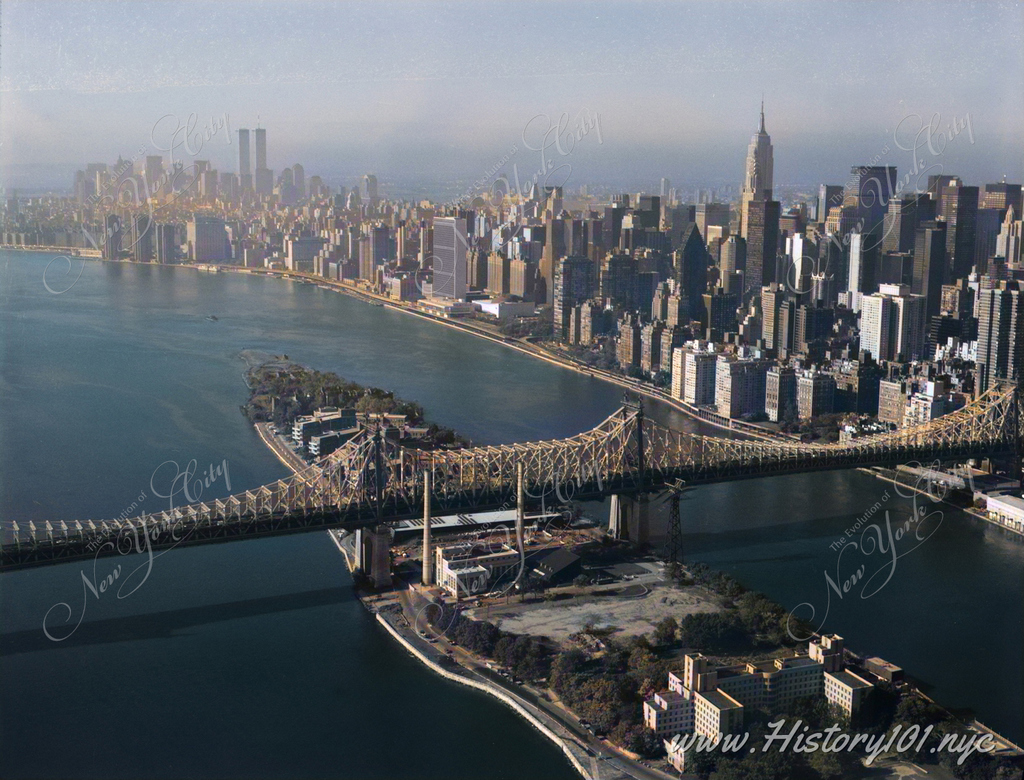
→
(2, 245, 780, 442)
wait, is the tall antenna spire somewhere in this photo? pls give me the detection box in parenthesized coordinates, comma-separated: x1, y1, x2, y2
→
(759, 96, 765, 133)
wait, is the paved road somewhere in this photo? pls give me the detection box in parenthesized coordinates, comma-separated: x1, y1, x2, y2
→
(397, 585, 678, 780)
(255, 422, 308, 475)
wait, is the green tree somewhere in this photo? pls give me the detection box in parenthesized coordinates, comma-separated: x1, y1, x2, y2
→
(652, 616, 679, 647)
(680, 612, 748, 651)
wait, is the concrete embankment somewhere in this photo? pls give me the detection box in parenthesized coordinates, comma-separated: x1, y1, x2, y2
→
(374, 611, 595, 780)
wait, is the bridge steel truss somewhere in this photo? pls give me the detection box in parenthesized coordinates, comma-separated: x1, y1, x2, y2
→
(2, 385, 1018, 571)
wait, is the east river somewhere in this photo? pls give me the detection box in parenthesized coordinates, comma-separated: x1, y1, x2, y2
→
(1, 250, 1021, 779)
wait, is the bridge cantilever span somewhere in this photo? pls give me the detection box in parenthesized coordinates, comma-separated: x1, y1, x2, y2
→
(2, 386, 1019, 571)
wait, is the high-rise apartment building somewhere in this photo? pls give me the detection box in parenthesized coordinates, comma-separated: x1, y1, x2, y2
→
(486, 252, 511, 296)
(540, 217, 567, 306)
(797, 371, 836, 419)
(976, 280, 1024, 394)
(715, 354, 769, 419)
(432, 217, 468, 300)
(553, 256, 594, 341)
(766, 366, 797, 422)
(640, 321, 666, 374)
(859, 283, 926, 362)
(684, 349, 719, 405)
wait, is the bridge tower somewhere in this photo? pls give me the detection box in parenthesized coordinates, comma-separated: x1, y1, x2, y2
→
(368, 426, 391, 589)
(422, 470, 433, 586)
(609, 395, 650, 546)
(514, 463, 526, 588)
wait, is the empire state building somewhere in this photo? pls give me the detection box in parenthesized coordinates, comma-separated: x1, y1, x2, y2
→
(739, 101, 774, 239)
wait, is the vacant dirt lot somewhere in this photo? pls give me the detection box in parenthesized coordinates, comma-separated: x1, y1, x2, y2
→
(476, 581, 725, 643)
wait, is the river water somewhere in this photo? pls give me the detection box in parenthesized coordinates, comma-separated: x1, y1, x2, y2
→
(0, 251, 1020, 779)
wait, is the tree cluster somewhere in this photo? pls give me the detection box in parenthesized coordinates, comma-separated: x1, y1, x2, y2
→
(240, 361, 465, 445)
(434, 611, 549, 683)
(548, 637, 669, 758)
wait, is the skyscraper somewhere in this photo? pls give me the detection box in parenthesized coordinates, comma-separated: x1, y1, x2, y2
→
(996, 205, 1022, 267)
(739, 101, 774, 238)
(154, 223, 176, 264)
(719, 235, 746, 294)
(540, 216, 566, 305)
(761, 284, 788, 352)
(882, 194, 936, 254)
(254, 128, 267, 170)
(131, 214, 154, 262)
(860, 284, 926, 362)
(744, 198, 781, 298)
(976, 281, 1024, 394)
(845, 166, 897, 246)
(912, 221, 948, 320)
(859, 293, 893, 363)
(974, 208, 1003, 273)
(361, 175, 379, 213)
(980, 182, 1023, 215)
(943, 184, 979, 280)
(144, 156, 164, 198)
(103, 214, 123, 259)
(432, 217, 468, 300)
(253, 128, 272, 195)
(187, 216, 228, 263)
(674, 223, 711, 320)
(817, 185, 843, 225)
(695, 203, 730, 242)
(370, 225, 392, 266)
(238, 129, 251, 185)
(702, 289, 740, 342)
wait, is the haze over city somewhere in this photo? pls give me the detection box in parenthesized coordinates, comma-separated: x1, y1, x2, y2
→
(2, 3, 1024, 780)
(1, 0, 1021, 195)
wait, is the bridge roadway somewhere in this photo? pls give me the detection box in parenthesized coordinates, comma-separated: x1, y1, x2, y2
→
(1, 386, 1018, 571)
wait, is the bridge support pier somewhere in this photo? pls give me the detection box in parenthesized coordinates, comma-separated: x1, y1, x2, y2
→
(354, 527, 367, 571)
(369, 526, 392, 589)
(356, 526, 392, 589)
(608, 494, 649, 546)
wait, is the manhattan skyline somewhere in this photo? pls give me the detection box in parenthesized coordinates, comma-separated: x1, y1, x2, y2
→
(1, 0, 1021, 194)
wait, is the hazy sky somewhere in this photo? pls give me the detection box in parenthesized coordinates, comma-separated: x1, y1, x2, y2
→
(1, 0, 1021, 195)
